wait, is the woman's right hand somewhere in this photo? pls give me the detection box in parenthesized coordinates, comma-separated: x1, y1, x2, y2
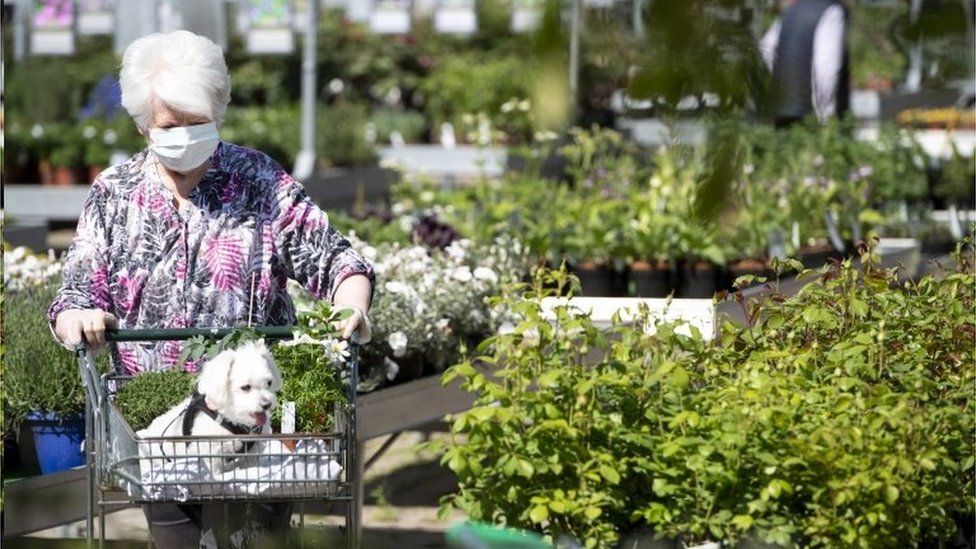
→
(54, 309, 118, 349)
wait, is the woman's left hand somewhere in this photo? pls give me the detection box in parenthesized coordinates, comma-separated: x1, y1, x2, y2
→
(334, 306, 372, 344)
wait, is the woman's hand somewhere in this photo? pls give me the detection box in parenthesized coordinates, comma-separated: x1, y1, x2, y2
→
(334, 306, 373, 344)
(54, 308, 118, 349)
(332, 274, 373, 343)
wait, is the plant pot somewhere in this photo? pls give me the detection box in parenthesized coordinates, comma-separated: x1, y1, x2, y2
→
(921, 236, 957, 256)
(573, 261, 627, 297)
(677, 260, 720, 299)
(52, 165, 77, 186)
(25, 411, 86, 474)
(799, 244, 843, 269)
(390, 354, 425, 384)
(89, 164, 107, 182)
(4, 431, 22, 473)
(630, 260, 673, 297)
(726, 258, 773, 290)
(38, 159, 55, 185)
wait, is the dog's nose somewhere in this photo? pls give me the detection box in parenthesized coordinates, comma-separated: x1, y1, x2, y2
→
(262, 402, 272, 411)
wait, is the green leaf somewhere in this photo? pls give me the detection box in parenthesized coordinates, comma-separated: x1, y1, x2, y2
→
(885, 485, 900, 504)
(584, 506, 602, 520)
(529, 505, 549, 523)
(731, 514, 754, 531)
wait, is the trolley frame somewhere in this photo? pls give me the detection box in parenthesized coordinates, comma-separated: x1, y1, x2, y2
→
(77, 326, 362, 548)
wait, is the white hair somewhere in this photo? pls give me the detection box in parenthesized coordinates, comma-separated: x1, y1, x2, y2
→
(120, 30, 231, 131)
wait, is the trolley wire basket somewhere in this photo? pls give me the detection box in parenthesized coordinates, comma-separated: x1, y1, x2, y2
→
(77, 326, 362, 548)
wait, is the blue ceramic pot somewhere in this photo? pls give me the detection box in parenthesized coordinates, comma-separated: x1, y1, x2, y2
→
(25, 411, 85, 474)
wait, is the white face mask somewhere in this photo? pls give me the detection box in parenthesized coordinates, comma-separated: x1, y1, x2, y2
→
(149, 122, 220, 173)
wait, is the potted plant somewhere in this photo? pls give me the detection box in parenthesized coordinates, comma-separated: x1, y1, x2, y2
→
(81, 120, 112, 182)
(3, 281, 96, 474)
(563, 198, 630, 297)
(46, 123, 84, 186)
(629, 198, 675, 297)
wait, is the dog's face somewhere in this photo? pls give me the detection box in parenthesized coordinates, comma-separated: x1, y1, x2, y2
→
(196, 340, 282, 429)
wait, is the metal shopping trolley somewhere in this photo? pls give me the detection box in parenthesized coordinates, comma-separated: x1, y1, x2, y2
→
(76, 326, 362, 548)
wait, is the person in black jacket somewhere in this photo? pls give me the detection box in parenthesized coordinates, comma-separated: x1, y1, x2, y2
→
(759, 0, 850, 127)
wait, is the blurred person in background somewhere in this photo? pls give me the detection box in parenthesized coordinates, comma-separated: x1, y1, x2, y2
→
(760, 0, 850, 127)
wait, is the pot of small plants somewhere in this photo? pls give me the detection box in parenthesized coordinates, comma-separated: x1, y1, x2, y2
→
(676, 259, 721, 298)
(798, 241, 844, 269)
(3, 282, 93, 474)
(572, 260, 628, 297)
(723, 257, 773, 292)
(630, 259, 674, 298)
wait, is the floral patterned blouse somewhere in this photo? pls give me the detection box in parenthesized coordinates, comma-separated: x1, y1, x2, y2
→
(47, 142, 374, 374)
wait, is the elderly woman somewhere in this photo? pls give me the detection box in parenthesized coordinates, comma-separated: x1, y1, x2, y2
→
(47, 31, 374, 547)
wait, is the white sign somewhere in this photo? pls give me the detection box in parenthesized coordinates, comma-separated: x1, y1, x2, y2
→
(369, 0, 411, 34)
(369, 7, 410, 34)
(31, 0, 76, 55)
(434, 1, 476, 35)
(511, 7, 541, 32)
(78, 0, 114, 35)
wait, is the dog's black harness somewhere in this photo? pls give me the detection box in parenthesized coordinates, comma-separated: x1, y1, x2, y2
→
(181, 391, 261, 453)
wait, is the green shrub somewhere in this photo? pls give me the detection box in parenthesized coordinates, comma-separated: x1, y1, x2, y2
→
(2, 282, 103, 432)
(317, 102, 377, 168)
(370, 108, 429, 144)
(437, 246, 975, 547)
(114, 370, 197, 432)
(419, 54, 534, 141)
(222, 105, 301, 169)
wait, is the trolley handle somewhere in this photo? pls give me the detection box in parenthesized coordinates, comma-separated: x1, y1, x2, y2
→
(103, 326, 299, 342)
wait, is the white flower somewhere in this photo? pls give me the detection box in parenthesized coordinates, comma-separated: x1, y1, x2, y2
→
(445, 242, 467, 261)
(498, 322, 516, 335)
(473, 267, 498, 284)
(398, 216, 416, 234)
(361, 245, 378, 261)
(391, 202, 409, 216)
(82, 126, 97, 139)
(325, 339, 350, 363)
(533, 130, 558, 143)
(517, 99, 531, 112)
(435, 318, 451, 332)
(387, 331, 408, 358)
(500, 100, 516, 114)
(451, 266, 473, 283)
(521, 328, 540, 347)
(384, 357, 400, 381)
(103, 130, 118, 145)
(30, 124, 44, 138)
(384, 281, 410, 295)
(743, 163, 754, 175)
(328, 78, 345, 95)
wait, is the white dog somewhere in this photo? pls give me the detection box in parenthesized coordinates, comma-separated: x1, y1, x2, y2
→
(138, 340, 282, 475)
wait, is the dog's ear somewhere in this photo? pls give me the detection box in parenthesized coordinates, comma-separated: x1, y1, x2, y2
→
(259, 341, 283, 391)
(197, 350, 234, 410)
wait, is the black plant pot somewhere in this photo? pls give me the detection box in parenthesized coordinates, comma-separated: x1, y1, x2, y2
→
(3, 432, 21, 472)
(630, 261, 674, 298)
(573, 263, 628, 297)
(677, 261, 720, 299)
(800, 245, 845, 270)
(725, 259, 774, 291)
(921, 237, 957, 256)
